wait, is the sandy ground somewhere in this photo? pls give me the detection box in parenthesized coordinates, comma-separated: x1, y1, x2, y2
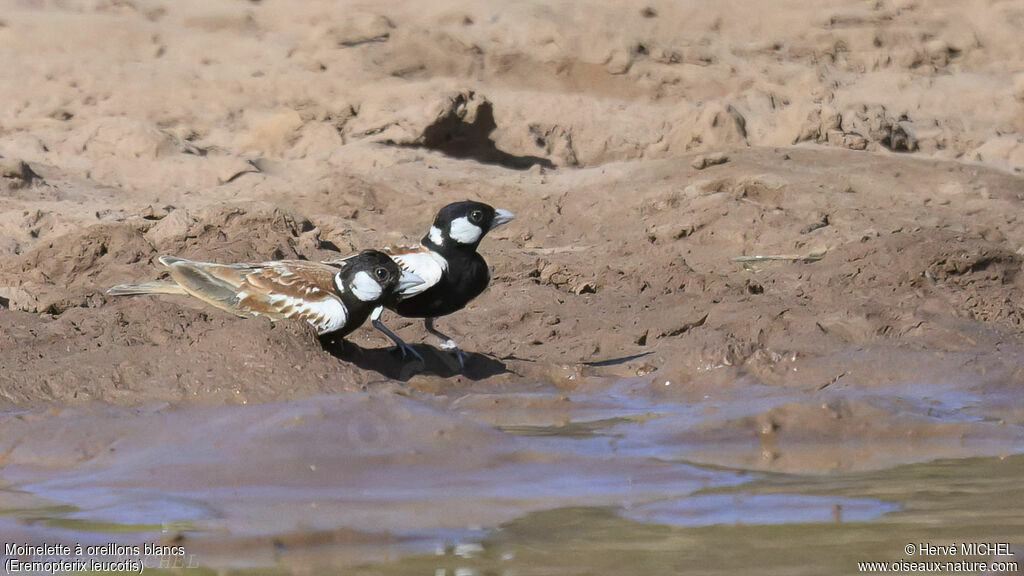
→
(1, 0, 1023, 405)
(2, 0, 1024, 571)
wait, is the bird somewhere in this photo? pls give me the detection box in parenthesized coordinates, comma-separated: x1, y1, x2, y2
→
(107, 250, 424, 339)
(363, 200, 515, 367)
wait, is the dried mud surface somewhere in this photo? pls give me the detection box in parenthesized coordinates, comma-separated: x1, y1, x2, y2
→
(1, 0, 1024, 570)
(3, 146, 1024, 410)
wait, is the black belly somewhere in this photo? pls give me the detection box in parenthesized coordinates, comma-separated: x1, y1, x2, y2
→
(389, 255, 489, 318)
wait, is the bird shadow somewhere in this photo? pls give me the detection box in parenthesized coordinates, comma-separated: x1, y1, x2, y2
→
(389, 94, 555, 171)
(321, 338, 509, 381)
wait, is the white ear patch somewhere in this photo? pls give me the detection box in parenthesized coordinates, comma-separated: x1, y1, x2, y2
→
(449, 216, 483, 244)
(350, 270, 384, 302)
(429, 226, 444, 246)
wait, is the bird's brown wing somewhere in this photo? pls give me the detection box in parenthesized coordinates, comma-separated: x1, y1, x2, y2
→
(162, 257, 348, 334)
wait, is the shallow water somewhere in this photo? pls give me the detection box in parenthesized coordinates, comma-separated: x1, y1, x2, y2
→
(1, 349, 1023, 574)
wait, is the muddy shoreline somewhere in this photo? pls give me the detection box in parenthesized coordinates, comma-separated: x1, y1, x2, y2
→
(2, 147, 1024, 409)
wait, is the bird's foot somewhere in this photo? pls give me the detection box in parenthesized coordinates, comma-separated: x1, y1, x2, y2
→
(393, 340, 424, 362)
(373, 317, 423, 363)
(438, 340, 466, 370)
(423, 319, 465, 370)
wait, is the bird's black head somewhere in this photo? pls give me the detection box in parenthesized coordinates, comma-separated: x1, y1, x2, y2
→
(334, 250, 424, 304)
(422, 200, 515, 251)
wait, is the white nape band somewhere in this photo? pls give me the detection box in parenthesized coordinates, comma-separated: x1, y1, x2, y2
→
(429, 226, 444, 246)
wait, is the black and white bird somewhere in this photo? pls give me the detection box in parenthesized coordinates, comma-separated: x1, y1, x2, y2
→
(366, 200, 515, 366)
(107, 250, 424, 339)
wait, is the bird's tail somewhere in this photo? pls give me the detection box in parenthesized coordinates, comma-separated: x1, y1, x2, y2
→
(106, 282, 188, 296)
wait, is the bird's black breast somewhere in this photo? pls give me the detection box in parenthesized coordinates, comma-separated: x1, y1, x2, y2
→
(390, 251, 490, 318)
(333, 293, 369, 338)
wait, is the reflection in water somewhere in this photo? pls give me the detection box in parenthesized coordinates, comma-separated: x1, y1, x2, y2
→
(620, 493, 899, 526)
(366, 456, 1024, 576)
(1, 346, 1023, 574)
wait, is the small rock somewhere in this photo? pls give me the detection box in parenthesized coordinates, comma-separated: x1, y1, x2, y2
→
(826, 129, 868, 151)
(674, 224, 697, 239)
(145, 208, 197, 249)
(603, 47, 633, 75)
(794, 105, 841, 144)
(923, 39, 953, 67)
(695, 103, 747, 146)
(888, 121, 917, 152)
(635, 363, 656, 376)
(800, 213, 830, 234)
(140, 204, 173, 221)
(0, 156, 40, 190)
(48, 108, 74, 121)
(691, 152, 730, 170)
(572, 280, 597, 295)
(329, 13, 394, 47)
(537, 261, 561, 285)
(0, 287, 40, 312)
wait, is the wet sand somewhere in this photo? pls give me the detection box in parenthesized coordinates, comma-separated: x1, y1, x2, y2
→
(2, 0, 1024, 573)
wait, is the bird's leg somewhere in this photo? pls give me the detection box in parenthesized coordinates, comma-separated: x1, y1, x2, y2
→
(424, 317, 459, 351)
(424, 317, 465, 369)
(371, 306, 422, 362)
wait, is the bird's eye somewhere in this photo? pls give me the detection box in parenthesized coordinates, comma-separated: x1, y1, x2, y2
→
(469, 210, 483, 223)
(374, 267, 390, 281)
